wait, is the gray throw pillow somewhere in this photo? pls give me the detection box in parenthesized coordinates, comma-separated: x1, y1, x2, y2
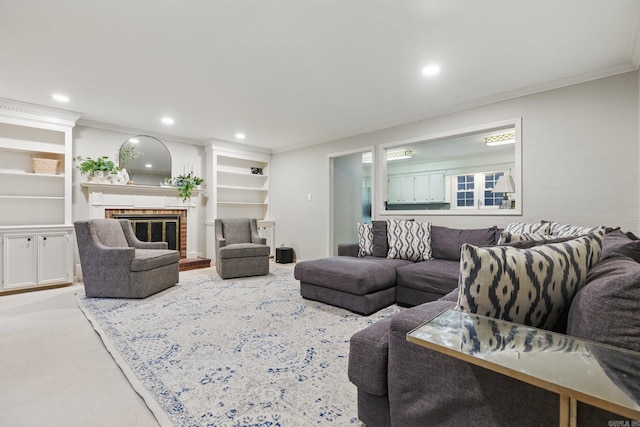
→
(567, 255, 640, 353)
(372, 220, 389, 258)
(431, 225, 498, 261)
(456, 232, 603, 331)
(601, 230, 640, 263)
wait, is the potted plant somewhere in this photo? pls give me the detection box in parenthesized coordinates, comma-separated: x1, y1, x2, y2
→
(74, 155, 117, 181)
(173, 171, 204, 202)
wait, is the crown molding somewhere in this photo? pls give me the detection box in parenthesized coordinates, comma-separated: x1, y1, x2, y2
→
(77, 118, 205, 146)
(0, 97, 82, 125)
(274, 62, 638, 154)
(204, 138, 272, 156)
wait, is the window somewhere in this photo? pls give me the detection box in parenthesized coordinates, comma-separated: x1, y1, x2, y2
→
(454, 171, 507, 209)
(483, 172, 504, 207)
(456, 175, 475, 207)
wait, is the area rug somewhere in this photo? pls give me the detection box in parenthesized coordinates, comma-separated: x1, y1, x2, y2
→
(76, 265, 403, 427)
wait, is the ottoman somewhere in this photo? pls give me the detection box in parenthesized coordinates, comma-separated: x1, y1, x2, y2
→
(294, 256, 411, 315)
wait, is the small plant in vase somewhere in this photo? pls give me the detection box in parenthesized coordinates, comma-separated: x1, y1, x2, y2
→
(173, 171, 204, 202)
(74, 155, 117, 181)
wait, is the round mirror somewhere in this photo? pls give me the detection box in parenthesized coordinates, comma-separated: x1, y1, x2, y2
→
(119, 135, 171, 186)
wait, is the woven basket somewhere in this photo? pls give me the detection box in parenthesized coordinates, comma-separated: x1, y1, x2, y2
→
(32, 158, 59, 175)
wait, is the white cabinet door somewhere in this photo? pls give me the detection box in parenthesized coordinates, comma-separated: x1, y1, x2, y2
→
(429, 172, 446, 202)
(388, 176, 403, 202)
(38, 231, 72, 284)
(401, 176, 415, 202)
(414, 175, 431, 202)
(3, 234, 38, 289)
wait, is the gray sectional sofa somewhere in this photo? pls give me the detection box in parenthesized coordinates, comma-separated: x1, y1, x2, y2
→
(295, 221, 640, 426)
(347, 228, 640, 427)
(294, 221, 498, 314)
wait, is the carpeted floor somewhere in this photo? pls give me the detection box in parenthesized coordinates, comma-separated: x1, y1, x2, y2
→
(76, 265, 403, 427)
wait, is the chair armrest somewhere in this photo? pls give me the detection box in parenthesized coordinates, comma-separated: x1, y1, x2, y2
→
(118, 219, 168, 249)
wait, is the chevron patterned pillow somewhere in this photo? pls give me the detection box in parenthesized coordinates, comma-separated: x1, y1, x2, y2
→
(357, 222, 374, 257)
(386, 219, 432, 262)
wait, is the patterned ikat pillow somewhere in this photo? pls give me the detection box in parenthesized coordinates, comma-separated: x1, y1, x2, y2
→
(386, 219, 432, 262)
(456, 232, 604, 331)
(357, 222, 374, 257)
(504, 221, 551, 235)
(497, 231, 568, 245)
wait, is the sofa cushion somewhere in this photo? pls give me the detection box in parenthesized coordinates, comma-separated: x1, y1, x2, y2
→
(601, 229, 640, 263)
(396, 259, 460, 297)
(387, 219, 432, 262)
(357, 222, 374, 257)
(131, 249, 180, 272)
(294, 256, 411, 295)
(431, 225, 498, 261)
(456, 231, 603, 330)
(218, 243, 270, 259)
(567, 255, 640, 353)
(504, 221, 550, 234)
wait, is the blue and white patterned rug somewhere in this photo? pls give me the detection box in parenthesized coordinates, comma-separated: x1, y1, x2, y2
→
(76, 265, 403, 427)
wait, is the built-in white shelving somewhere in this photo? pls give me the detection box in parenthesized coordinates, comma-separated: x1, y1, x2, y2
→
(0, 98, 80, 293)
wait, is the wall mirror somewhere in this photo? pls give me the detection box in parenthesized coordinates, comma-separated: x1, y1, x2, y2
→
(119, 135, 171, 186)
(379, 118, 521, 216)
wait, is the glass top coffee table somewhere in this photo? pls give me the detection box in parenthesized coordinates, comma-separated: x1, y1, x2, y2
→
(407, 309, 640, 427)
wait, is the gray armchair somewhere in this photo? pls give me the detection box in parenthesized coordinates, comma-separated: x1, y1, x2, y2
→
(214, 218, 270, 279)
(74, 219, 180, 298)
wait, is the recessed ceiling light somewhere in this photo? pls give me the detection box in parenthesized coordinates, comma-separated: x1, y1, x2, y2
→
(161, 117, 174, 125)
(145, 163, 153, 168)
(128, 138, 140, 143)
(235, 133, 246, 140)
(421, 64, 441, 77)
(52, 93, 70, 103)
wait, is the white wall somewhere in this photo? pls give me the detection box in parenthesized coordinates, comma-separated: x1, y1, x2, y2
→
(270, 71, 640, 261)
(71, 125, 207, 256)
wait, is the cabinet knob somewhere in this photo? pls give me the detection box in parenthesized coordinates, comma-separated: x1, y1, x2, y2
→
(27, 237, 31, 242)
(43, 237, 47, 240)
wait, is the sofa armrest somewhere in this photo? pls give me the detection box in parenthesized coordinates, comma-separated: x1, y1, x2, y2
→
(338, 243, 359, 257)
(348, 317, 392, 396)
(387, 302, 559, 427)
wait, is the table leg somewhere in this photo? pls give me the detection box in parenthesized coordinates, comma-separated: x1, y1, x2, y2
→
(559, 395, 578, 427)
(559, 395, 569, 427)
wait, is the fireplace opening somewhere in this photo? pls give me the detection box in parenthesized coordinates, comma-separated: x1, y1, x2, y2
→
(113, 214, 180, 252)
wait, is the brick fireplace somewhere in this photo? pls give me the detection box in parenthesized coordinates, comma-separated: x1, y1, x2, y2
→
(105, 208, 187, 258)
(81, 183, 210, 271)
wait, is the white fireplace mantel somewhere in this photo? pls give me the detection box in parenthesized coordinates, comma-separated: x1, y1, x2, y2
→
(81, 182, 205, 258)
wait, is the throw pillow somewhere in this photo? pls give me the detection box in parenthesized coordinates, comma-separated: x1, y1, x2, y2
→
(567, 255, 640, 353)
(431, 225, 498, 261)
(386, 219, 432, 262)
(456, 232, 603, 331)
(601, 229, 640, 263)
(504, 221, 550, 235)
(544, 220, 602, 237)
(372, 220, 389, 258)
(497, 231, 570, 245)
(357, 222, 374, 257)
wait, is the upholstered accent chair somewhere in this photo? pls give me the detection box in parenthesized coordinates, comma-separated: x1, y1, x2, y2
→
(214, 218, 270, 279)
(74, 219, 180, 298)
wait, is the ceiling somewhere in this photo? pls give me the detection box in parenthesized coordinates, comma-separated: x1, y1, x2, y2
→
(1, 1, 639, 152)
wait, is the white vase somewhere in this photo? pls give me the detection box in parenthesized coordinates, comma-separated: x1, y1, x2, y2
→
(121, 168, 130, 184)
